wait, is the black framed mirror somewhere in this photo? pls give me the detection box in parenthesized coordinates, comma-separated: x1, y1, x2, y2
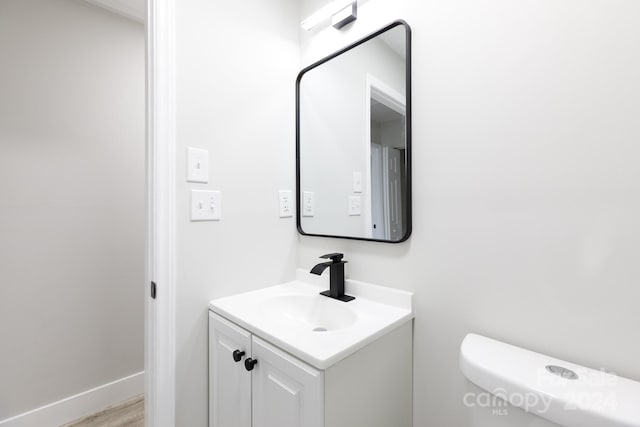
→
(296, 20, 411, 243)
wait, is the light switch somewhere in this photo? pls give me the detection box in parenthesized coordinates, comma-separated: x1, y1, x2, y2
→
(187, 147, 209, 183)
(191, 190, 221, 221)
(353, 172, 362, 193)
(303, 191, 315, 217)
(279, 191, 293, 218)
(348, 196, 361, 216)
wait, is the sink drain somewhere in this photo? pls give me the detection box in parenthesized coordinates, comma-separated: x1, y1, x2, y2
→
(312, 327, 328, 332)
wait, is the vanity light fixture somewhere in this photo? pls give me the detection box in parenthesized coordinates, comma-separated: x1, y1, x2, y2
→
(301, 0, 357, 31)
(331, 2, 357, 29)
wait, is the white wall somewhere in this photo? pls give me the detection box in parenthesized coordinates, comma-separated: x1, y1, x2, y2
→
(0, 0, 145, 421)
(299, 0, 640, 426)
(170, 0, 640, 425)
(174, 0, 300, 425)
(300, 36, 405, 238)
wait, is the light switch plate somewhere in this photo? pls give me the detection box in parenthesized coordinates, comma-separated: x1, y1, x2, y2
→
(348, 196, 361, 216)
(191, 190, 221, 221)
(303, 191, 315, 217)
(187, 147, 209, 183)
(279, 191, 293, 218)
(353, 172, 362, 193)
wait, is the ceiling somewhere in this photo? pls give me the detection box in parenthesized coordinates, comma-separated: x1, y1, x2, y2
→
(371, 99, 403, 123)
(84, 0, 144, 23)
(380, 28, 406, 60)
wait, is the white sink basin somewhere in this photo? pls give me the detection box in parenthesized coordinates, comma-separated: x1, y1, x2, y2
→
(257, 294, 358, 332)
(209, 269, 413, 369)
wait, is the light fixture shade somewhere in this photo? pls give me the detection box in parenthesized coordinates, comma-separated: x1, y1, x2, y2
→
(301, 0, 356, 31)
(331, 3, 357, 29)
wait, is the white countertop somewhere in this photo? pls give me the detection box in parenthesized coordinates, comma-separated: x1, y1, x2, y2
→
(209, 269, 414, 370)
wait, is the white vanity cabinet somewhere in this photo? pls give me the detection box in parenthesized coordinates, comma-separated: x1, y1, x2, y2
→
(251, 335, 323, 427)
(209, 310, 413, 427)
(209, 312, 252, 427)
(209, 312, 323, 427)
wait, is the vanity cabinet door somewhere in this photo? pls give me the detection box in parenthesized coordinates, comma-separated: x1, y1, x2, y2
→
(209, 312, 252, 427)
(251, 337, 323, 427)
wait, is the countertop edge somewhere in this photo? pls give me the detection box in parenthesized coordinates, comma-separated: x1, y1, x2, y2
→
(209, 304, 414, 370)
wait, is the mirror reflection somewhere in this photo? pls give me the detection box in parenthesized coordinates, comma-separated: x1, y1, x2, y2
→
(297, 21, 411, 242)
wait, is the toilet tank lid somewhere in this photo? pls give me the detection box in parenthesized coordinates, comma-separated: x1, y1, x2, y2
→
(460, 333, 640, 427)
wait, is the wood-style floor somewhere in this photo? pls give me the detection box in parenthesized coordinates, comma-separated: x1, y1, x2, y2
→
(61, 395, 144, 427)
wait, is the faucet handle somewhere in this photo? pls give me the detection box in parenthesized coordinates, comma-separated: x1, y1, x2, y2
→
(319, 253, 345, 263)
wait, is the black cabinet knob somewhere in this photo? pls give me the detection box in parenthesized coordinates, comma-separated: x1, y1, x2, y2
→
(232, 350, 246, 362)
(244, 358, 258, 371)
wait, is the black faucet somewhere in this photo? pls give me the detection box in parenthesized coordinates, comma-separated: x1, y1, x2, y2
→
(310, 253, 355, 302)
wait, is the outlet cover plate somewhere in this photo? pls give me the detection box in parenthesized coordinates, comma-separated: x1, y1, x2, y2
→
(348, 196, 361, 216)
(279, 190, 293, 218)
(303, 191, 315, 217)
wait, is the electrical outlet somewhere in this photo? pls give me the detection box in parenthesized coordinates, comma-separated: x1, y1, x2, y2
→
(279, 191, 293, 218)
(303, 191, 315, 217)
(348, 196, 361, 216)
(191, 190, 221, 221)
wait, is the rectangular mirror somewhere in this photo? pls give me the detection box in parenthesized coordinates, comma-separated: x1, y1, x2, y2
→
(296, 20, 412, 243)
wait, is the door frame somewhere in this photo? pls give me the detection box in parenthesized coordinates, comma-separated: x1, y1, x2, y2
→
(364, 73, 406, 239)
(145, 0, 176, 425)
(370, 143, 384, 239)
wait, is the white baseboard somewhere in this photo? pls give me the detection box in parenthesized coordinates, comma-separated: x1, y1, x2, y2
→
(0, 371, 144, 427)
